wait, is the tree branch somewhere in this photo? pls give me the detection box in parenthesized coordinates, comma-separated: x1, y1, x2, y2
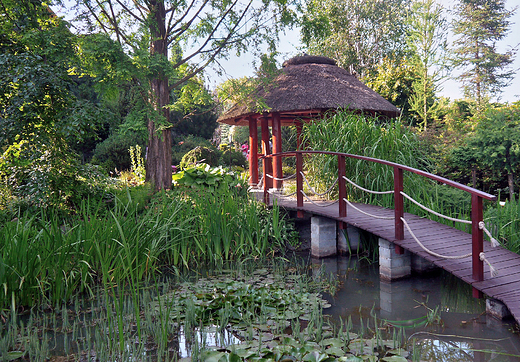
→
(114, 0, 145, 23)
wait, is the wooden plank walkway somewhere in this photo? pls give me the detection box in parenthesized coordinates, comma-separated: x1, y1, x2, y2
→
(263, 193, 520, 325)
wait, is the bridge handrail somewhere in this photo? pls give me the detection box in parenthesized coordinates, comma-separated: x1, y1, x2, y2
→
(260, 150, 495, 200)
(259, 150, 497, 289)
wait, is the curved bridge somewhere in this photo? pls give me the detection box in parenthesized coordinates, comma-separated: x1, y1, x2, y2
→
(255, 150, 520, 325)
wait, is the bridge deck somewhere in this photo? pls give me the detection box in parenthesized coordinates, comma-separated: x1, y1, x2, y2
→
(265, 194, 520, 325)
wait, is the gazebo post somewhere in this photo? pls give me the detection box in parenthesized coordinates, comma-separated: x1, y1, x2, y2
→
(248, 117, 259, 186)
(272, 112, 283, 190)
(260, 116, 272, 190)
(296, 120, 303, 150)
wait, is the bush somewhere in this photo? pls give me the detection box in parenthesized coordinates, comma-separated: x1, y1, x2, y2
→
(219, 148, 247, 167)
(179, 146, 219, 169)
(172, 134, 215, 166)
(92, 132, 145, 173)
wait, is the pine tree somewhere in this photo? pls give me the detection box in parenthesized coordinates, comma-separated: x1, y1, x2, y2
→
(452, 0, 516, 107)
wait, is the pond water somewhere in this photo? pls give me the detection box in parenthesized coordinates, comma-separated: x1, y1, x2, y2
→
(311, 254, 520, 361)
(3, 253, 520, 361)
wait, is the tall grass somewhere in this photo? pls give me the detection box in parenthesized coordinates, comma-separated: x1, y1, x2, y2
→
(0, 185, 293, 310)
(302, 110, 473, 229)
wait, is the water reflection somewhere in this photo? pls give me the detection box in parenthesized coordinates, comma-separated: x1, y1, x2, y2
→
(310, 254, 520, 361)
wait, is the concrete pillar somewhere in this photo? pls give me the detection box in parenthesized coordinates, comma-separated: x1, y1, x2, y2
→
(311, 216, 337, 258)
(338, 224, 362, 255)
(411, 254, 438, 274)
(379, 238, 411, 281)
(486, 298, 512, 320)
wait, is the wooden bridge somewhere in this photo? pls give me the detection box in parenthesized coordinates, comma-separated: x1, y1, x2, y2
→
(256, 150, 520, 325)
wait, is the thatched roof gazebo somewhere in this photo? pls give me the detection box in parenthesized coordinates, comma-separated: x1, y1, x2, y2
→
(218, 55, 400, 188)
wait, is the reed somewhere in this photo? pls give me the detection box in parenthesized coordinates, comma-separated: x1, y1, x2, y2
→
(302, 110, 473, 230)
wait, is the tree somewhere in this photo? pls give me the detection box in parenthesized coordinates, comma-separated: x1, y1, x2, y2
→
(452, 0, 516, 107)
(468, 106, 520, 199)
(406, 0, 449, 131)
(72, 0, 295, 190)
(0, 0, 105, 207)
(300, 0, 410, 79)
(365, 57, 416, 117)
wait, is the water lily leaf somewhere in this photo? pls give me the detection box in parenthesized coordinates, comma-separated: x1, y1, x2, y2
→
(338, 355, 363, 362)
(302, 351, 333, 362)
(360, 355, 378, 361)
(322, 338, 344, 348)
(386, 349, 409, 358)
(381, 356, 408, 362)
(325, 346, 345, 356)
(200, 351, 225, 362)
(6, 351, 25, 361)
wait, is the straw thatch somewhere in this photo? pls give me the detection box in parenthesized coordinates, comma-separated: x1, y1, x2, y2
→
(218, 55, 400, 126)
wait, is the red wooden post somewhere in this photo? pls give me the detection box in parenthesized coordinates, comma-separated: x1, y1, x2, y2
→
(394, 166, 404, 241)
(272, 113, 283, 190)
(338, 155, 346, 218)
(296, 120, 303, 150)
(296, 152, 304, 218)
(248, 117, 258, 186)
(260, 117, 272, 191)
(472, 194, 484, 298)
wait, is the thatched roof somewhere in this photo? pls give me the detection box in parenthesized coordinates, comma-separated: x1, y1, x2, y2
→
(218, 55, 400, 126)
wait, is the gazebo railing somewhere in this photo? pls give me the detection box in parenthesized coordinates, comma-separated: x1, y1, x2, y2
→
(260, 150, 497, 292)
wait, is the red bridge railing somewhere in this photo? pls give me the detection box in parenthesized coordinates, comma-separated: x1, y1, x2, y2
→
(260, 151, 497, 291)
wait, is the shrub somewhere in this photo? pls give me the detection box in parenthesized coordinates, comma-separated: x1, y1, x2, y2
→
(179, 146, 219, 169)
(219, 148, 247, 167)
(92, 132, 144, 173)
(172, 134, 215, 166)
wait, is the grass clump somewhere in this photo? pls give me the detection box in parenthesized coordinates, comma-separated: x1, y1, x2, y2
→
(302, 110, 472, 229)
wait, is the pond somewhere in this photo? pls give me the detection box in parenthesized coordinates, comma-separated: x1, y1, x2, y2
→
(2, 253, 519, 361)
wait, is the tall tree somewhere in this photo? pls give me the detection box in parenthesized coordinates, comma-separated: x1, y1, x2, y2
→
(72, 0, 294, 190)
(452, 0, 516, 107)
(300, 0, 411, 79)
(406, 0, 449, 131)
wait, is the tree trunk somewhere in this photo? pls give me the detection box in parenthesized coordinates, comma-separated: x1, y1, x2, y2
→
(508, 172, 514, 201)
(472, 166, 477, 189)
(145, 0, 172, 190)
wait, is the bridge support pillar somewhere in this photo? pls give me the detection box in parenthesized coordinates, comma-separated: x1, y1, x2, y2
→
(486, 298, 512, 320)
(379, 238, 411, 280)
(311, 216, 337, 258)
(338, 224, 362, 255)
(411, 254, 438, 274)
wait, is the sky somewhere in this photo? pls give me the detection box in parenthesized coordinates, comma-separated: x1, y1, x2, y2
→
(203, 0, 520, 104)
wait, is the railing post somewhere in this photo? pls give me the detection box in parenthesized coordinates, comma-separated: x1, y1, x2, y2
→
(338, 155, 346, 218)
(296, 152, 304, 218)
(472, 194, 484, 298)
(394, 166, 404, 242)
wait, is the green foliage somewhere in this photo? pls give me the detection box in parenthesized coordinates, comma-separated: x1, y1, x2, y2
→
(172, 164, 246, 194)
(179, 146, 219, 169)
(452, 0, 516, 106)
(300, 0, 410, 79)
(129, 145, 146, 181)
(366, 57, 416, 118)
(406, 0, 449, 131)
(172, 135, 215, 166)
(302, 110, 471, 221)
(468, 106, 520, 174)
(485, 196, 520, 253)
(220, 148, 247, 168)
(92, 133, 145, 173)
(0, 135, 113, 210)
